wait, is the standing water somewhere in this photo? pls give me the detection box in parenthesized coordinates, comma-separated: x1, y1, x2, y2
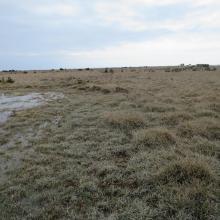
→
(0, 92, 64, 124)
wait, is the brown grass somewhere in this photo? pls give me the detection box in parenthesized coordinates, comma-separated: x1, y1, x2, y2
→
(177, 119, 220, 140)
(133, 128, 176, 148)
(103, 110, 145, 129)
(0, 67, 219, 219)
(156, 158, 215, 185)
(161, 112, 193, 126)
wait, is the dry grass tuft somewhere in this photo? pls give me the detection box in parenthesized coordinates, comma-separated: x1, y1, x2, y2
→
(83, 84, 129, 94)
(156, 159, 214, 185)
(89, 85, 111, 94)
(189, 137, 220, 157)
(133, 128, 176, 147)
(161, 112, 193, 126)
(103, 111, 145, 129)
(144, 103, 175, 113)
(177, 119, 220, 140)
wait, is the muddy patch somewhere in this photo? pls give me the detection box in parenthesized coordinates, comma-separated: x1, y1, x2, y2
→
(0, 111, 12, 124)
(0, 92, 64, 125)
(0, 92, 64, 183)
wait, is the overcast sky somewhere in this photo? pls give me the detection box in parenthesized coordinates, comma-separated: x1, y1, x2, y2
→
(0, 0, 220, 70)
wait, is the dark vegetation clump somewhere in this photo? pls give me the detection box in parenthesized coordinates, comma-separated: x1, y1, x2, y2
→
(0, 76, 15, 84)
(0, 77, 5, 83)
(156, 159, 214, 185)
(109, 68, 114, 73)
(6, 76, 15, 83)
(104, 68, 114, 73)
(211, 67, 217, 71)
(163, 64, 217, 73)
(165, 68, 171, 72)
(2, 70, 16, 73)
(172, 68, 182, 72)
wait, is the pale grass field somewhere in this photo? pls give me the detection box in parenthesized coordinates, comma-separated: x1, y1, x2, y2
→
(0, 67, 220, 219)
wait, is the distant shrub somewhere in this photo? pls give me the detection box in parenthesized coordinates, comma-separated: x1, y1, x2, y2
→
(172, 68, 181, 72)
(196, 64, 209, 68)
(204, 67, 211, 71)
(0, 77, 15, 84)
(192, 68, 197, 71)
(6, 77, 15, 83)
(109, 69, 114, 73)
(211, 67, 217, 71)
(165, 68, 171, 72)
(0, 77, 5, 83)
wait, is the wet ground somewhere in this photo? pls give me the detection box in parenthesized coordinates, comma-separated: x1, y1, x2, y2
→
(0, 92, 64, 183)
(0, 92, 64, 125)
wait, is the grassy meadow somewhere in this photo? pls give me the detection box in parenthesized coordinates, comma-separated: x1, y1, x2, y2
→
(0, 67, 220, 219)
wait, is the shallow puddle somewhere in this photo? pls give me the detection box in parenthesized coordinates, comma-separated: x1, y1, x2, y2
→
(0, 92, 64, 124)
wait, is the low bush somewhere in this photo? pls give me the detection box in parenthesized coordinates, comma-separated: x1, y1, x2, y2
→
(6, 77, 15, 83)
(109, 69, 114, 73)
(0, 77, 15, 84)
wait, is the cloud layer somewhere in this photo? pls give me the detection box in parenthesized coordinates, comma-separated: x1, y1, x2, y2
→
(0, 0, 219, 69)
